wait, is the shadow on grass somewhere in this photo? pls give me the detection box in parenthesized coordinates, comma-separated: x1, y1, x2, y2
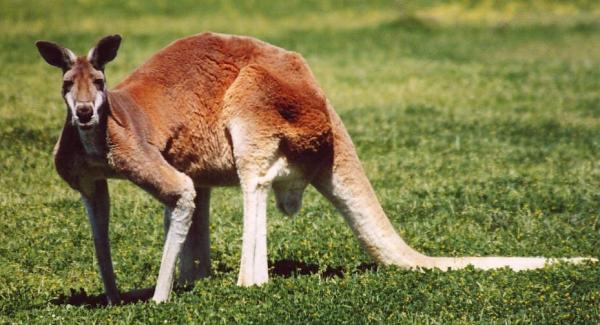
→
(51, 286, 158, 308)
(271, 259, 378, 279)
(51, 259, 379, 308)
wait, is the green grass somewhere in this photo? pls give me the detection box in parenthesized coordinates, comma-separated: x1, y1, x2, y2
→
(2, 0, 600, 323)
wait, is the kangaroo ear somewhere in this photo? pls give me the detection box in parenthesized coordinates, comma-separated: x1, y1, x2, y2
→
(35, 41, 75, 71)
(88, 34, 121, 70)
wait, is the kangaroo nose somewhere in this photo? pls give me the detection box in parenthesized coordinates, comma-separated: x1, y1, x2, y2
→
(76, 104, 93, 123)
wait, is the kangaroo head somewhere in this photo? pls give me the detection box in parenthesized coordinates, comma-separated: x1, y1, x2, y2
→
(36, 35, 121, 129)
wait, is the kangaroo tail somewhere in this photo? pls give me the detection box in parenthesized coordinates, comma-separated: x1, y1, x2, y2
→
(311, 103, 596, 271)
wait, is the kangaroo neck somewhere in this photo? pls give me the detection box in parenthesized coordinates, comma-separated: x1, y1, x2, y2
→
(77, 125, 106, 157)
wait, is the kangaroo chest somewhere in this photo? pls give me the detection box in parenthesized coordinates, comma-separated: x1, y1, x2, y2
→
(75, 126, 120, 177)
(78, 127, 106, 157)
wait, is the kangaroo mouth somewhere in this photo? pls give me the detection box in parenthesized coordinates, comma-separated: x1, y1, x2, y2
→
(77, 119, 98, 130)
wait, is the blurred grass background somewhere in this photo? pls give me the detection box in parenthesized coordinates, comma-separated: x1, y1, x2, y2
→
(1, 0, 599, 323)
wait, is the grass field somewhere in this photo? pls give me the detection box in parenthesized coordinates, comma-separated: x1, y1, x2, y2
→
(1, 0, 600, 323)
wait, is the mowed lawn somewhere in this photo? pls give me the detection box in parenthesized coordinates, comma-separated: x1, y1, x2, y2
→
(1, 0, 600, 323)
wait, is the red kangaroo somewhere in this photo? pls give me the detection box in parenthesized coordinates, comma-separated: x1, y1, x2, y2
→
(36, 33, 594, 303)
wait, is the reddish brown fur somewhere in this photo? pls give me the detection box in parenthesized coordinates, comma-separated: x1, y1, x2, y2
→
(65, 59, 97, 99)
(55, 32, 333, 203)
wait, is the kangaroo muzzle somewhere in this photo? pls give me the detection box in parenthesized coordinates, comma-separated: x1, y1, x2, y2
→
(76, 103, 94, 123)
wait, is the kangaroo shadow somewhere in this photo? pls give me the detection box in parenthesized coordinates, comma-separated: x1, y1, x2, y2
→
(51, 286, 157, 308)
(51, 259, 379, 308)
(270, 259, 378, 279)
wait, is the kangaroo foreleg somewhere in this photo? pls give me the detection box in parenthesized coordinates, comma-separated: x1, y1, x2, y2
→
(153, 175, 195, 303)
(114, 147, 196, 303)
(80, 179, 120, 304)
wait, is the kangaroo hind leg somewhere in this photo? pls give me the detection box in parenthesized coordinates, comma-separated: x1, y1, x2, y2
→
(229, 120, 287, 286)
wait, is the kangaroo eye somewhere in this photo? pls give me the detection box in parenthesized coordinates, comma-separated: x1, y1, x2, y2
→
(93, 79, 105, 89)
